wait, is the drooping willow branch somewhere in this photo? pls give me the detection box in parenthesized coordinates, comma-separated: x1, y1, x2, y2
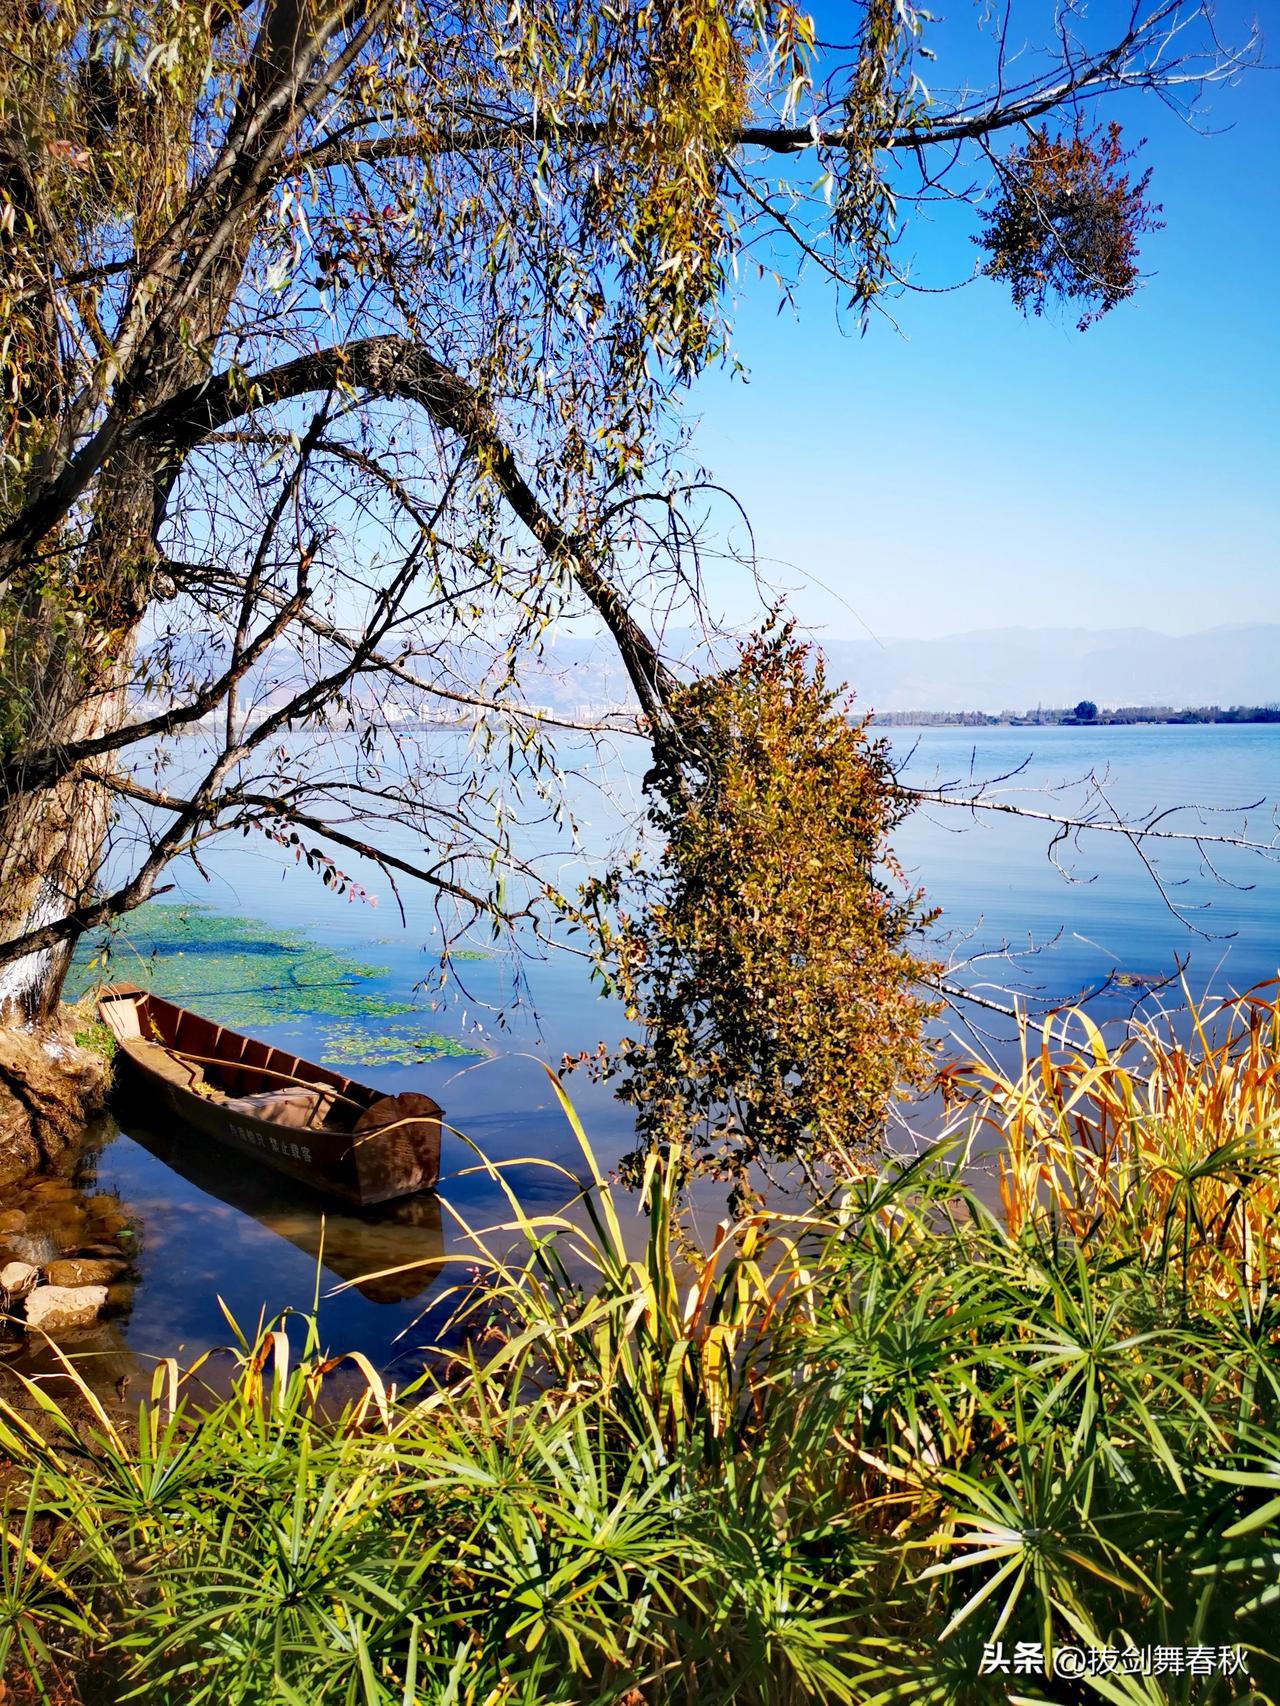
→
(95, 774, 527, 920)
(136, 337, 682, 729)
(168, 562, 646, 740)
(291, 1, 1252, 177)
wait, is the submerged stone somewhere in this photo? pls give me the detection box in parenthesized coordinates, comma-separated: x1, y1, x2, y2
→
(5, 1231, 60, 1267)
(0, 1208, 26, 1234)
(28, 1177, 79, 1200)
(43, 1256, 128, 1287)
(25, 1203, 90, 1248)
(84, 1194, 123, 1217)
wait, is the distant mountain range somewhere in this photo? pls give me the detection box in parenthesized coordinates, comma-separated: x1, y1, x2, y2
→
(517, 623, 1280, 719)
(812, 625, 1280, 716)
(175, 621, 1279, 724)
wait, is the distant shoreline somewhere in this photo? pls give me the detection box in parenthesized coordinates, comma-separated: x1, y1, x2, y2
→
(870, 704, 1280, 729)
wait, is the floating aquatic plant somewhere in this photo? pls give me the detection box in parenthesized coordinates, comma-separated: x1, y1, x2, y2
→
(317, 1024, 481, 1066)
(68, 904, 412, 1028)
(68, 904, 488, 1064)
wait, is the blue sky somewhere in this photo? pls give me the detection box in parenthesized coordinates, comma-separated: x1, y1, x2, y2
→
(685, 2, 1277, 642)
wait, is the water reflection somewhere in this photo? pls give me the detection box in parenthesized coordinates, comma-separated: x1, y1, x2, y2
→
(8, 726, 1278, 1387)
(121, 1114, 445, 1305)
(0, 1103, 464, 1393)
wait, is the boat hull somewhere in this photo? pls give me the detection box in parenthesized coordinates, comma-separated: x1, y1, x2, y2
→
(98, 986, 442, 1206)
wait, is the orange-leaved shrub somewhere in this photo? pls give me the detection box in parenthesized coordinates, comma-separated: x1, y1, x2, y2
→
(569, 626, 939, 1206)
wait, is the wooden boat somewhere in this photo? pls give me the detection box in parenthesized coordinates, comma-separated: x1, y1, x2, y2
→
(98, 985, 443, 1206)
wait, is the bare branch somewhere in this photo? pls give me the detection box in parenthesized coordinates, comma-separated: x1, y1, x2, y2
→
(167, 560, 648, 739)
(134, 335, 682, 729)
(899, 784, 1280, 856)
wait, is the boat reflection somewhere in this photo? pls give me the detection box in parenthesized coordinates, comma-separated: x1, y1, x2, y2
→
(116, 1114, 445, 1305)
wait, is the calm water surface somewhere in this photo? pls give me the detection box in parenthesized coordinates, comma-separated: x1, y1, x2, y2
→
(13, 725, 1280, 1386)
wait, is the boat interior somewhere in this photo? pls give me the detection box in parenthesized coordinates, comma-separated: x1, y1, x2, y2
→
(99, 986, 374, 1133)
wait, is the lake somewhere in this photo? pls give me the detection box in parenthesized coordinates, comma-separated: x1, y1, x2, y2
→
(12, 723, 1280, 1389)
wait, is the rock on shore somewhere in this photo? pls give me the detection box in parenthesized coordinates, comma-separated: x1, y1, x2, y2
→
(0, 1259, 38, 1295)
(0, 1024, 110, 1185)
(25, 1284, 110, 1334)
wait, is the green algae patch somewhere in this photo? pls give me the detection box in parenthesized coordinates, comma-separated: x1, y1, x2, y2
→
(68, 904, 488, 1066)
(69, 904, 416, 1028)
(372, 936, 489, 961)
(318, 1024, 481, 1066)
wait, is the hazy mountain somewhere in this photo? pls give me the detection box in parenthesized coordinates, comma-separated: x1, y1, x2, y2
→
(528, 623, 1280, 718)
(153, 622, 1279, 722)
(782, 625, 1280, 716)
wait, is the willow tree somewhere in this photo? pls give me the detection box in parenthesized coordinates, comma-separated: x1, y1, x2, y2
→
(0, 0, 1249, 1133)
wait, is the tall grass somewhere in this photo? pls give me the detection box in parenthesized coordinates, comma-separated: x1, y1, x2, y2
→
(944, 981, 1280, 1307)
(2, 1009, 1280, 1704)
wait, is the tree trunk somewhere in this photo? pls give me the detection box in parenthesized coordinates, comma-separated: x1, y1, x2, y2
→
(0, 439, 162, 1174)
(0, 419, 166, 1025)
(0, 0, 332, 1173)
(0, 616, 120, 1174)
(0, 652, 130, 1025)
